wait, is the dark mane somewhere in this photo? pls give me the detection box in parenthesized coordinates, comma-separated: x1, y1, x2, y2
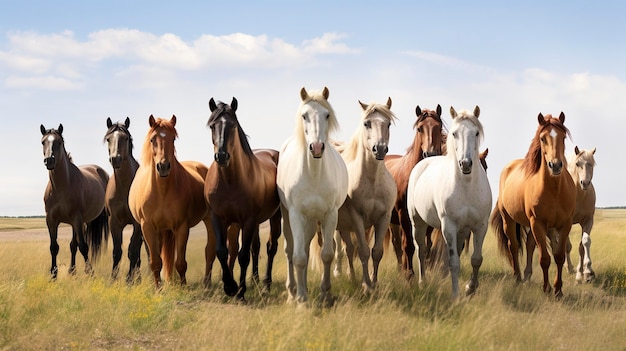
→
(104, 122, 134, 152)
(521, 114, 571, 176)
(208, 101, 254, 157)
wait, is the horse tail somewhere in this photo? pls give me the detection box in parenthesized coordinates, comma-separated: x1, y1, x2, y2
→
(161, 231, 175, 281)
(86, 208, 109, 261)
(490, 204, 513, 267)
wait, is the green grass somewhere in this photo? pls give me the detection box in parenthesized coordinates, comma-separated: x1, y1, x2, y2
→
(0, 210, 625, 350)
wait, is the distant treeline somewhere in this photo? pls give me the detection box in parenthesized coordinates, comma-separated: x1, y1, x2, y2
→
(0, 215, 46, 218)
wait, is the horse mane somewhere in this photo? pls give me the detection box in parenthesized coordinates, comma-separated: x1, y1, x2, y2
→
(104, 122, 134, 152)
(342, 102, 397, 162)
(447, 110, 484, 153)
(295, 89, 339, 146)
(208, 100, 254, 157)
(141, 117, 178, 166)
(521, 114, 571, 176)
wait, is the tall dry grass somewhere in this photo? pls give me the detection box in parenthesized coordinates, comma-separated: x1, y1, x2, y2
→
(0, 209, 625, 350)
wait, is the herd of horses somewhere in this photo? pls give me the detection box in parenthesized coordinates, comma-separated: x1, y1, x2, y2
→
(39, 86, 597, 303)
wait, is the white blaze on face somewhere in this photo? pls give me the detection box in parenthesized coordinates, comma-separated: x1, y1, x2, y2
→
(549, 128, 557, 142)
(47, 135, 55, 143)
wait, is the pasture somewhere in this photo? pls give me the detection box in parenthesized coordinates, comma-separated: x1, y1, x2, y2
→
(1, 210, 625, 350)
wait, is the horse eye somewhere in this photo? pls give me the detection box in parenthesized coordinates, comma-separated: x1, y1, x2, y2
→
(301, 114, 306, 120)
(326, 113, 330, 120)
(475, 131, 479, 137)
(364, 121, 371, 128)
(452, 132, 458, 138)
(417, 127, 423, 133)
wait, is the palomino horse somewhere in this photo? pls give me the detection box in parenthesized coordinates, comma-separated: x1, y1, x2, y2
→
(491, 112, 576, 297)
(331, 98, 397, 292)
(277, 87, 349, 305)
(40, 124, 109, 279)
(407, 106, 491, 298)
(204, 97, 282, 301)
(104, 117, 145, 283)
(128, 115, 213, 288)
(384, 104, 445, 279)
(522, 146, 597, 283)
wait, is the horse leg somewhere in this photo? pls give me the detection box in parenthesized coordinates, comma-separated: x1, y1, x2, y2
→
(203, 217, 216, 288)
(400, 208, 416, 281)
(251, 226, 260, 284)
(389, 210, 403, 270)
(236, 222, 257, 301)
(524, 226, 535, 282)
(530, 221, 552, 294)
(466, 224, 487, 296)
(46, 218, 60, 280)
(212, 214, 238, 296)
(143, 226, 163, 289)
(502, 214, 522, 282)
(354, 225, 373, 293)
(565, 236, 575, 275)
(319, 212, 338, 307)
(411, 216, 429, 286)
(288, 209, 312, 304)
(127, 222, 144, 284)
(371, 222, 387, 287)
(282, 206, 297, 303)
(441, 220, 461, 299)
(227, 224, 239, 273)
(579, 218, 595, 283)
(333, 230, 345, 277)
(263, 210, 282, 291)
(553, 225, 571, 298)
(110, 218, 124, 281)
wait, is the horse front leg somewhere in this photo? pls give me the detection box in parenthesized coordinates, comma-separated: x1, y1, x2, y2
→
(46, 217, 60, 280)
(127, 222, 144, 284)
(502, 215, 522, 282)
(578, 217, 595, 283)
(466, 223, 487, 296)
(236, 221, 257, 301)
(173, 226, 190, 285)
(109, 218, 124, 281)
(553, 224, 572, 298)
(523, 226, 535, 282)
(371, 215, 390, 287)
(319, 212, 338, 306)
(143, 225, 163, 289)
(530, 220, 552, 295)
(263, 210, 282, 291)
(441, 220, 461, 299)
(203, 217, 216, 288)
(400, 207, 416, 281)
(211, 213, 238, 296)
(281, 206, 297, 303)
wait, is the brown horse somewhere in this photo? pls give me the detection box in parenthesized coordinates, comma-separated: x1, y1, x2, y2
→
(204, 97, 282, 301)
(40, 124, 109, 279)
(384, 104, 444, 279)
(128, 115, 213, 288)
(491, 112, 576, 297)
(104, 117, 145, 283)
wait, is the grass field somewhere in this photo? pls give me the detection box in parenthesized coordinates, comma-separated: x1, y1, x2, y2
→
(0, 209, 625, 350)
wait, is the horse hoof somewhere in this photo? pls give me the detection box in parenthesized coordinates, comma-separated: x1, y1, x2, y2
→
(584, 272, 595, 283)
(224, 282, 238, 297)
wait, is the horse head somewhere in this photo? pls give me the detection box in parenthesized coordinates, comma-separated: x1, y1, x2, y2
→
(208, 97, 241, 167)
(358, 97, 395, 160)
(40, 123, 64, 170)
(538, 112, 569, 176)
(569, 146, 596, 190)
(414, 104, 444, 159)
(449, 106, 483, 175)
(297, 87, 338, 159)
(147, 115, 177, 177)
(105, 117, 132, 169)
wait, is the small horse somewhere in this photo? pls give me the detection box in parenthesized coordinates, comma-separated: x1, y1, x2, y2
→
(204, 97, 282, 301)
(523, 146, 597, 283)
(40, 124, 109, 279)
(331, 98, 397, 292)
(277, 87, 349, 305)
(104, 117, 145, 283)
(128, 115, 213, 288)
(384, 104, 445, 279)
(491, 112, 576, 298)
(407, 106, 491, 298)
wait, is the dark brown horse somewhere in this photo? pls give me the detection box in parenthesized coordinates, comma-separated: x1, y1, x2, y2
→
(40, 124, 109, 279)
(104, 117, 145, 283)
(491, 113, 576, 297)
(384, 105, 444, 279)
(204, 97, 282, 301)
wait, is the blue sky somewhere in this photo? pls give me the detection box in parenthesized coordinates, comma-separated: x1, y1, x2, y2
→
(1, 1, 625, 215)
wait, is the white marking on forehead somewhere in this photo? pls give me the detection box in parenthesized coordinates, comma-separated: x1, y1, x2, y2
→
(47, 135, 55, 142)
(549, 128, 557, 139)
(159, 132, 167, 138)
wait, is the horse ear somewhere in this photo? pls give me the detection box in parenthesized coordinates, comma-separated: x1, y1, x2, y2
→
(209, 98, 217, 112)
(149, 115, 156, 127)
(474, 105, 480, 118)
(58, 124, 63, 134)
(107, 117, 113, 128)
(386, 97, 392, 109)
(170, 115, 177, 126)
(591, 147, 596, 155)
(415, 105, 422, 116)
(40, 124, 46, 135)
(231, 97, 238, 112)
(575, 145, 580, 155)
(300, 87, 308, 101)
(537, 113, 546, 125)
(322, 86, 329, 100)
(436, 104, 442, 117)
(124, 117, 130, 128)
(559, 111, 565, 123)
(359, 100, 368, 111)
(450, 106, 457, 119)
(482, 148, 489, 157)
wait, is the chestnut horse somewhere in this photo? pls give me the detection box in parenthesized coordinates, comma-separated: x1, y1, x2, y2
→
(40, 124, 109, 279)
(104, 117, 145, 283)
(204, 97, 282, 301)
(128, 115, 213, 288)
(384, 104, 444, 279)
(491, 112, 576, 298)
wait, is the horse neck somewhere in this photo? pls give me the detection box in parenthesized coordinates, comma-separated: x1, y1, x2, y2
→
(48, 149, 74, 191)
(113, 155, 139, 188)
(150, 158, 184, 195)
(219, 146, 256, 183)
(538, 158, 569, 191)
(353, 143, 385, 180)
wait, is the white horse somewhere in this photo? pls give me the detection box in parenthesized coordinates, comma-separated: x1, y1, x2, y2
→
(407, 106, 491, 298)
(277, 87, 349, 305)
(523, 146, 597, 283)
(332, 98, 397, 292)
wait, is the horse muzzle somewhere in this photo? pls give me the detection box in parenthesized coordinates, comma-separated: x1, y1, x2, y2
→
(44, 157, 56, 170)
(373, 144, 389, 161)
(548, 160, 563, 176)
(309, 142, 325, 159)
(109, 155, 123, 169)
(214, 151, 230, 167)
(459, 158, 473, 174)
(156, 161, 171, 177)
(580, 179, 591, 190)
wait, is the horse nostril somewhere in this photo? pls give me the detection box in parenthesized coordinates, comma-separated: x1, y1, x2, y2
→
(372, 145, 377, 153)
(384, 146, 389, 153)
